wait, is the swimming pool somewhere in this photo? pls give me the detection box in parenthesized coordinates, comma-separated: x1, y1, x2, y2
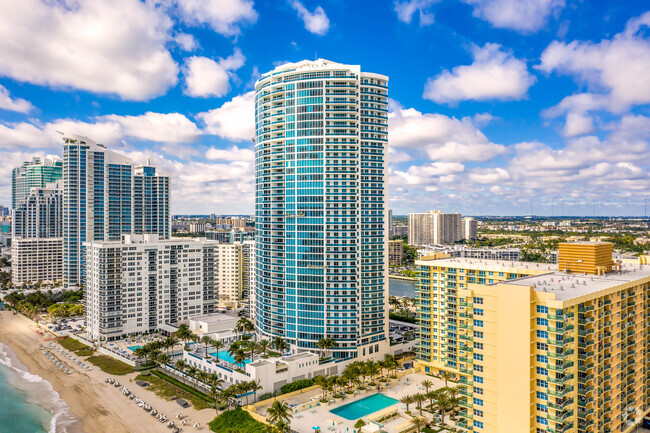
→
(127, 345, 142, 351)
(209, 350, 252, 365)
(330, 393, 398, 420)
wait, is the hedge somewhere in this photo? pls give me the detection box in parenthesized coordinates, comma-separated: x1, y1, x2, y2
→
(209, 408, 266, 433)
(389, 313, 417, 324)
(280, 378, 314, 394)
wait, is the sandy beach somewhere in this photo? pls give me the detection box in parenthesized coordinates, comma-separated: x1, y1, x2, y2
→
(0, 311, 216, 433)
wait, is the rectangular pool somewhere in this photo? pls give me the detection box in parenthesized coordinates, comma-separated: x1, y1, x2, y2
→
(209, 350, 252, 365)
(127, 345, 142, 351)
(330, 393, 398, 420)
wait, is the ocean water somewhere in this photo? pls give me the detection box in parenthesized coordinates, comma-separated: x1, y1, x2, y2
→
(0, 343, 82, 433)
(388, 277, 416, 298)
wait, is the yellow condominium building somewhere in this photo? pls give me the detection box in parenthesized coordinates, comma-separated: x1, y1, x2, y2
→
(415, 242, 650, 433)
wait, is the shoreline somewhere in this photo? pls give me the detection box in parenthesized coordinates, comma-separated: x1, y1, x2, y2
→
(388, 275, 416, 282)
(0, 311, 216, 433)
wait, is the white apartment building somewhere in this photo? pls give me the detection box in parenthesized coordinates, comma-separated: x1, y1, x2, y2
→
(84, 234, 244, 341)
(408, 210, 462, 246)
(11, 181, 63, 284)
(462, 217, 478, 240)
(189, 223, 208, 233)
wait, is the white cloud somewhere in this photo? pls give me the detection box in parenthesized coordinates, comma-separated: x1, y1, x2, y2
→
(0, 122, 56, 150)
(102, 112, 202, 143)
(183, 49, 246, 98)
(394, 0, 438, 25)
(289, 0, 330, 35)
(0, 85, 32, 113)
(468, 167, 511, 184)
(464, 0, 565, 33)
(205, 145, 254, 162)
(391, 162, 465, 186)
(539, 11, 650, 131)
(173, 0, 257, 36)
(0, 0, 178, 101)
(424, 44, 536, 104)
(173, 33, 197, 51)
(388, 104, 507, 162)
(197, 91, 255, 141)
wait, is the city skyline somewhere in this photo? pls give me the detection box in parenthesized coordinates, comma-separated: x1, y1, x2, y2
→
(0, 1, 649, 216)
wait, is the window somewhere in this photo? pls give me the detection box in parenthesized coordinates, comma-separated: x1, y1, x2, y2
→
(536, 342, 548, 351)
(536, 318, 548, 326)
(473, 387, 483, 395)
(474, 420, 484, 429)
(536, 367, 548, 376)
(536, 330, 548, 339)
(536, 355, 548, 363)
(473, 409, 484, 417)
(474, 342, 484, 350)
(536, 306, 549, 314)
(474, 365, 483, 372)
(536, 391, 548, 401)
(473, 398, 483, 406)
(474, 375, 484, 384)
(536, 416, 548, 425)
(474, 353, 484, 361)
(473, 331, 483, 338)
(474, 320, 484, 327)
(473, 297, 483, 305)
(536, 379, 548, 388)
(536, 404, 548, 413)
(474, 308, 484, 316)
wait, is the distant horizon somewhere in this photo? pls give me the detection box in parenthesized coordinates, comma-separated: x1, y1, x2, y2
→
(172, 214, 650, 219)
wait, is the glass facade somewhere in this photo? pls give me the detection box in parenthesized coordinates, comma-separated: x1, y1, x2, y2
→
(12, 156, 63, 209)
(254, 60, 389, 360)
(62, 135, 171, 286)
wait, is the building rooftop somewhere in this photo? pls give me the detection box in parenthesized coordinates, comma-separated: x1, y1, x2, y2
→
(189, 312, 239, 323)
(416, 257, 556, 273)
(508, 264, 650, 301)
(282, 352, 317, 362)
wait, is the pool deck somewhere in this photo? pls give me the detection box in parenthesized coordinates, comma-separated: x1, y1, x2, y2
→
(287, 372, 447, 433)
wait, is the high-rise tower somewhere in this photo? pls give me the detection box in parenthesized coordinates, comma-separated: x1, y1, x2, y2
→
(254, 59, 389, 360)
(12, 155, 62, 209)
(62, 134, 170, 286)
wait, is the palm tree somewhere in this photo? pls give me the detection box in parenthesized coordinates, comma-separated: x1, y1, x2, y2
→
(201, 335, 213, 357)
(315, 376, 328, 401)
(410, 416, 427, 433)
(164, 336, 178, 354)
(208, 376, 224, 413)
(133, 346, 148, 362)
(433, 390, 449, 424)
(212, 339, 224, 362)
(400, 395, 415, 413)
(250, 379, 263, 403)
(157, 353, 171, 366)
(272, 419, 291, 433)
(257, 339, 269, 356)
(233, 348, 247, 368)
(275, 338, 289, 354)
(440, 370, 453, 387)
(186, 366, 198, 385)
(266, 400, 293, 425)
(421, 379, 433, 394)
(413, 393, 426, 416)
(317, 338, 328, 358)
(425, 390, 437, 411)
(175, 324, 192, 348)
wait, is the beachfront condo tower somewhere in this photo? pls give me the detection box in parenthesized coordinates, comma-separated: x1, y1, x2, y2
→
(62, 134, 171, 286)
(254, 59, 389, 361)
(11, 180, 63, 285)
(12, 155, 62, 209)
(415, 242, 650, 433)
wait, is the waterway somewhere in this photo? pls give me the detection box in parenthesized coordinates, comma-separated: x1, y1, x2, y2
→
(388, 277, 416, 298)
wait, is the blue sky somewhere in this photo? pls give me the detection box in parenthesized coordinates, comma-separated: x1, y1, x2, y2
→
(0, 0, 649, 216)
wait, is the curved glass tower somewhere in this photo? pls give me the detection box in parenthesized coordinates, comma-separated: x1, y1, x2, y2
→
(254, 59, 389, 360)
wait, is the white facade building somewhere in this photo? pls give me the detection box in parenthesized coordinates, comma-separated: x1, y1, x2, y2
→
(11, 181, 63, 284)
(408, 211, 462, 246)
(462, 217, 478, 240)
(84, 234, 244, 341)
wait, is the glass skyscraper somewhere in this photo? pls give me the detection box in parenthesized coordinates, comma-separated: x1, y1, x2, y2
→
(12, 155, 63, 209)
(254, 59, 389, 360)
(62, 134, 171, 286)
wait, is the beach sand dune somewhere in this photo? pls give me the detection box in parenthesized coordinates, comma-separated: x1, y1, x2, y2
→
(0, 311, 215, 433)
